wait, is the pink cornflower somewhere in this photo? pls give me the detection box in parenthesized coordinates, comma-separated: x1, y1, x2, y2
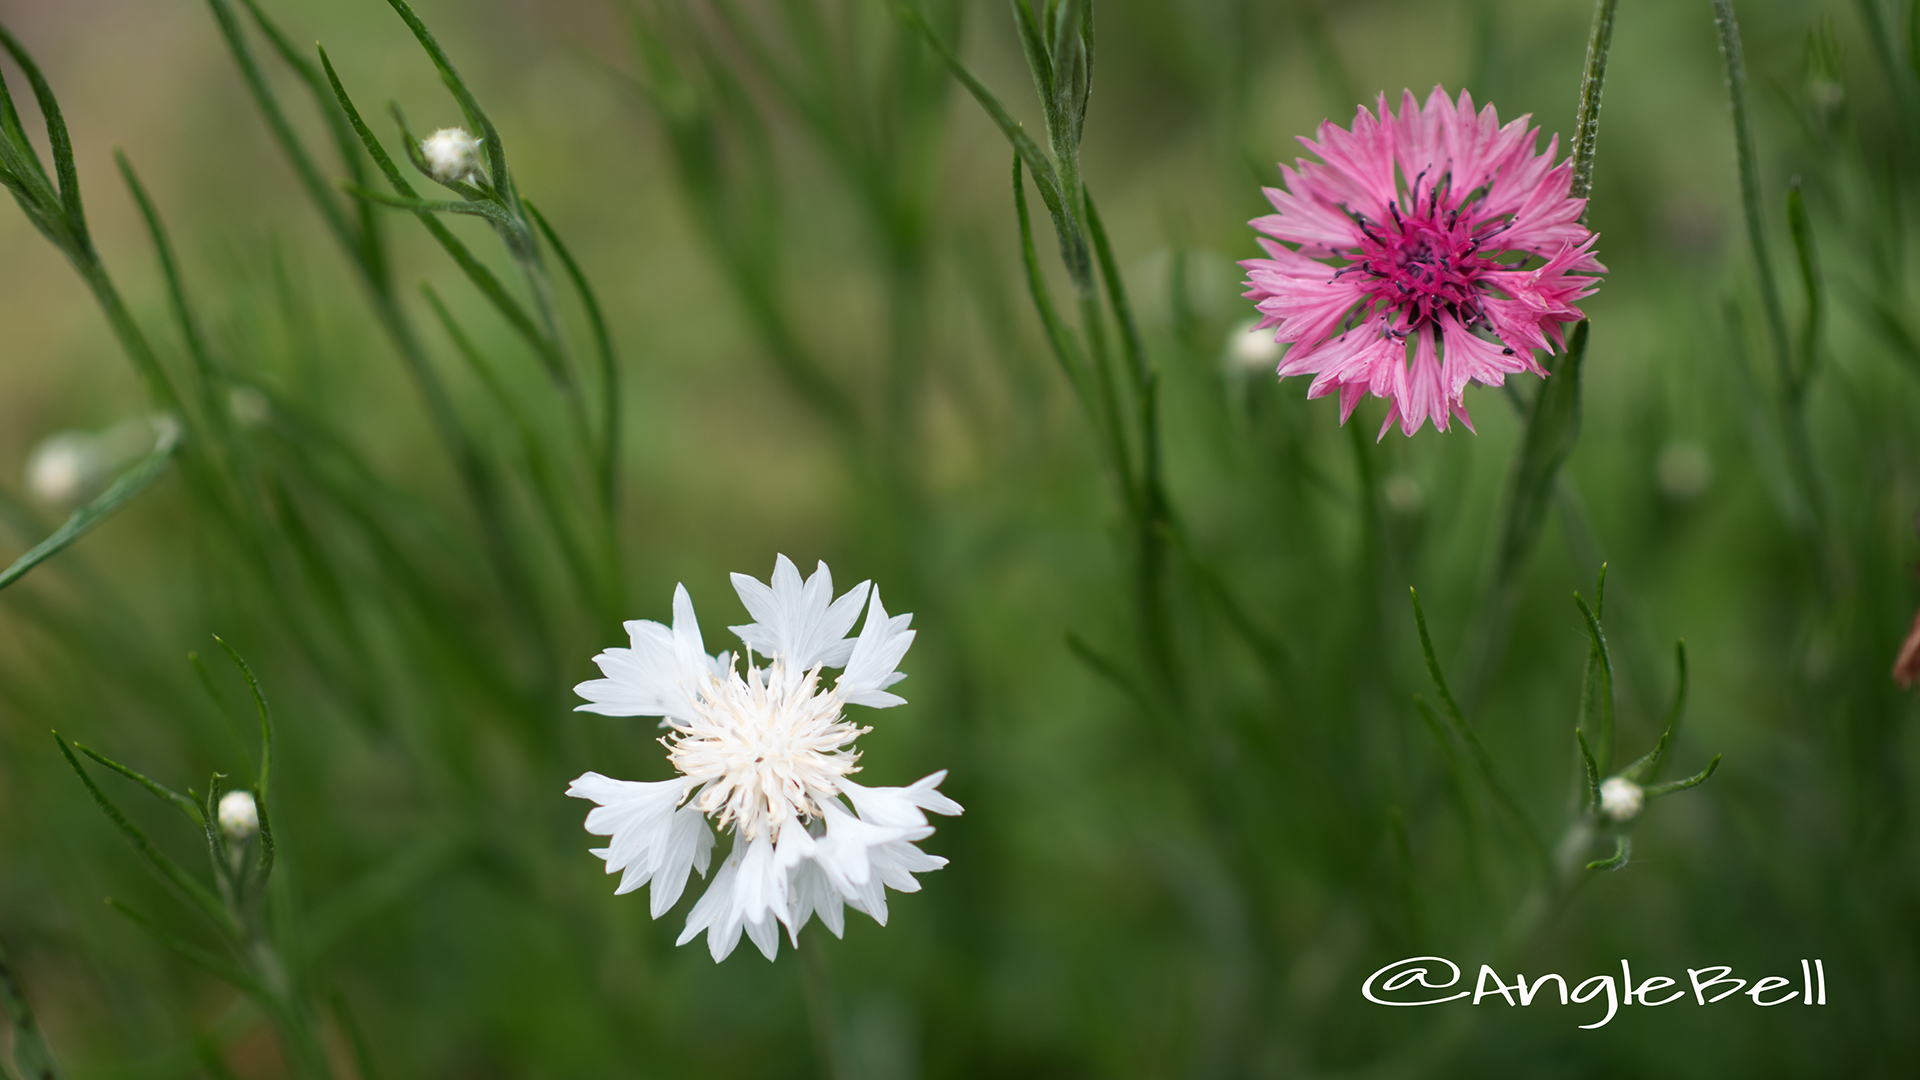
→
(1241, 86, 1605, 437)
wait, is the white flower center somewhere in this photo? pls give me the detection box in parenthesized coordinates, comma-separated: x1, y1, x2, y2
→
(666, 659, 867, 842)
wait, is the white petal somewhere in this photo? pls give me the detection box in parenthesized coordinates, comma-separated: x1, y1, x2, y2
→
(838, 771, 962, 829)
(728, 555, 870, 672)
(814, 799, 925, 891)
(573, 589, 726, 725)
(776, 822, 847, 945)
(679, 833, 788, 962)
(788, 858, 847, 943)
(679, 840, 744, 959)
(650, 804, 717, 917)
(836, 587, 916, 708)
(743, 913, 782, 961)
(567, 773, 712, 916)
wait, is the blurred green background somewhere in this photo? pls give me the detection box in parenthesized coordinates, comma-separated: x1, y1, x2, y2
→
(1, 0, 1916, 1075)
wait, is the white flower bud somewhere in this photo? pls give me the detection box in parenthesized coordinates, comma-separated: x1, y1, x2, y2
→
(25, 434, 97, 505)
(1599, 776, 1644, 822)
(1225, 318, 1283, 373)
(421, 127, 484, 185)
(218, 790, 259, 842)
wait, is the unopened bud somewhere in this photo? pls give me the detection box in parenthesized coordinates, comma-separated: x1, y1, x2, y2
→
(1599, 776, 1643, 822)
(421, 127, 484, 185)
(218, 790, 259, 842)
(1225, 319, 1282, 373)
(25, 434, 97, 505)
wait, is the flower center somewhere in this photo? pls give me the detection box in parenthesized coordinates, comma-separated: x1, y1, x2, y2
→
(1342, 178, 1510, 331)
(665, 659, 867, 841)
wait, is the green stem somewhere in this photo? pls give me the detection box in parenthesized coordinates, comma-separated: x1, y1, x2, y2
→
(1711, 0, 1791, 387)
(798, 934, 849, 1080)
(1570, 0, 1618, 207)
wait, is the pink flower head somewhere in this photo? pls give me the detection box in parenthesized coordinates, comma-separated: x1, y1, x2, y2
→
(1241, 87, 1605, 437)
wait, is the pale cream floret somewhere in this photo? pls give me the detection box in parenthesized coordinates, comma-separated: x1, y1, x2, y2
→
(421, 127, 483, 185)
(1599, 776, 1644, 822)
(218, 789, 259, 842)
(667, 659, 867, 843)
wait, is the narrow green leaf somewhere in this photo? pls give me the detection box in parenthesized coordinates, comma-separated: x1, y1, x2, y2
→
(1785, 179, 1823, 389)
(1410, 588, 1469, 731)
(1712, 0, 1792, 386)
(1064, 632, 1153, 713)
(1082, 190, 1149, 397)
(1410, 589, 1550, 871)
(1575, 727, 1601, 813)
(200, 773, 232, 892)
(1011, 0, 1052, 110)
(379, 0, 511, 200)
(74, 743, 203, 825)
(1622, 641, 1688, 784)
(54, 733, 239, 939)
(1585, 835, 1630, 871)
(103, 899, 258, 996)
(892, 0, 1063, 214)
(1496, 321, 1587, 597)
(342, 183, 514, 227)
(1645, 753, 1722, 799)
(1570, 0, 1617, 206)
(525, 198, 620, 510)
(0, 440, 177, 593)
(0, 23, 86, 251)
(117, 152, 226, 440)
(0, 936, 64, 1080)
(0, 47, 58, 212)
(231, 0, 385, 277)
(1574, 591, 1615, 773)
(1012, 155, 1089, 403)
(1413, 695, 1478, 834)
(211, 637, 272, 802)
(204, 0, 358, 263)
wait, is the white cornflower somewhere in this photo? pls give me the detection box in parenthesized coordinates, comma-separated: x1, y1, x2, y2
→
(421, 127, 484, 185)
(1599, 777, 1644, 822)
(218, 790, 259, 842)
(568, 555, 961, 962)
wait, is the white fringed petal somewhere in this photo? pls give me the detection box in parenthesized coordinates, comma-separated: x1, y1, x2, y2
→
(839, 771, 962, 828)
(567, 772, 715, 917)
(678, 832, 790, 962)
(574, 584, 729, 726)
(837, 587, 916, 708)
(729, 555, 870, 675)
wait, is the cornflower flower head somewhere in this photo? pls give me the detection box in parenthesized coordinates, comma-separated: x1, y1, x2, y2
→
(217, 790, 259, 842)
(1599, 776, 1644, 822)
(568, 556, 961, 962)
(421, 127, 484, 185)
(1242, 86, 1605, 437)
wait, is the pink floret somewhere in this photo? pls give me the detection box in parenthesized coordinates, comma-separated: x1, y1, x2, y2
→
(1240, 86, 1606, 436)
